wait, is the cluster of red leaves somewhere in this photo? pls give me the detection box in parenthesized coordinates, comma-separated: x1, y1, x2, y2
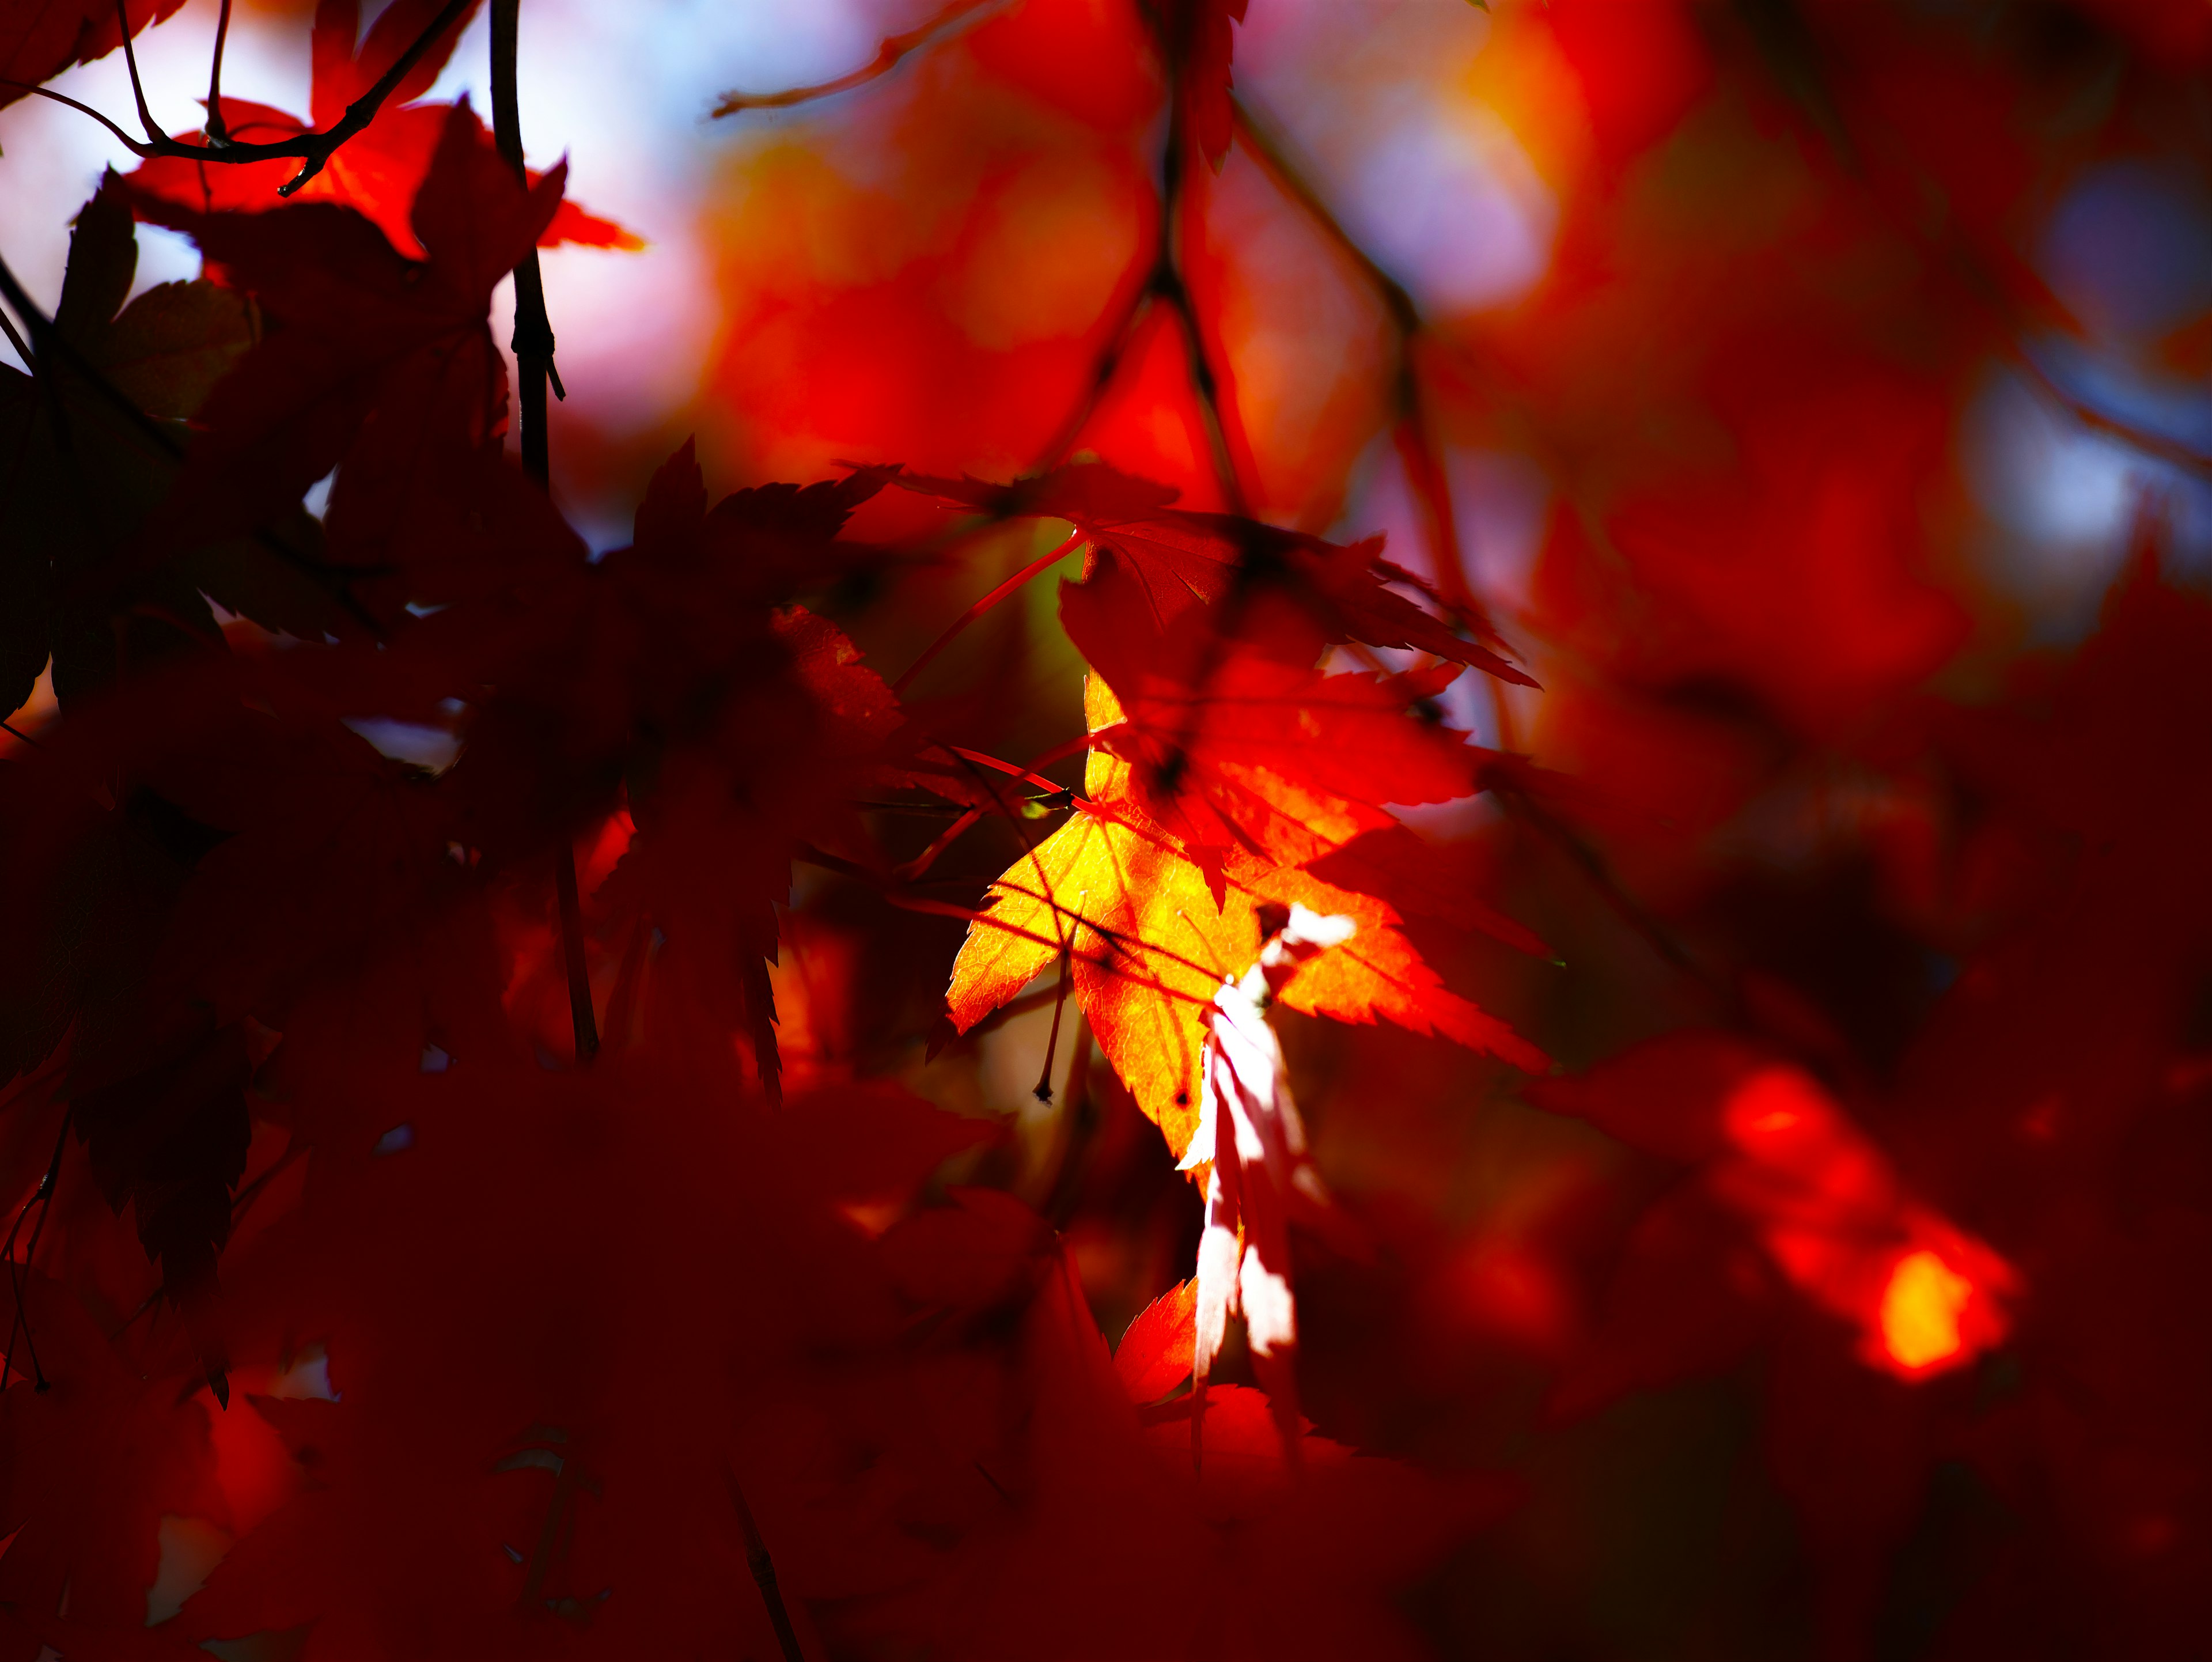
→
(3, 0, 2211, 1658)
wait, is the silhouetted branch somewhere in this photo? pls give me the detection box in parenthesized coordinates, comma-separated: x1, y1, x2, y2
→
(3, 0, 472, 195)
(728, 1471, 808, 1662)
(487, 0, 594, 1065)
(204, 0, 236, 143)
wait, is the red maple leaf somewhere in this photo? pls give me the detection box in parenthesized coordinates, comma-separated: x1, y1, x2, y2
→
(122, 0, 635, 257)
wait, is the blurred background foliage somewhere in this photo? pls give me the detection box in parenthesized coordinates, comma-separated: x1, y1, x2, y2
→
(7, 0, 2211, 1654)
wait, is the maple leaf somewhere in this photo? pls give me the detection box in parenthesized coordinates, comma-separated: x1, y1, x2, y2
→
(0, 1268, 225, 1641)
(123, 0, 637, 257)
(408, 439, 902, 1091)
(1183, 903, 1357, 1458)
(0, 0, 182, 113)
(897, 462, 1535, 686)
(1113, 1276, 1199, 1403)
(1062, 554, 1489, 874)
(126, 99, 565, 611)
(0, 188, 343, 719)
(947, 676, 1543, 1153)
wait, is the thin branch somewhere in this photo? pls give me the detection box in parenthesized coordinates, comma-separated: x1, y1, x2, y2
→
(9, 0, 473, 194)
(205, 0, 235, 145)
(3, 1114, 71, 1394)
(711, 0, 1002, 117)
(2008, 342, 2212, 480)
(488, 0, 593, 1063)
(1488, 777, 1728, 1009)
(1150, 46, 1248, 516)
(553, 830, 600, 1062)
(727, 1471, 808, 1662)
(490, 0, 564, 457)
(0, 294, 32, 366)
(1031, 277, 1153, 474)
(1232, 100, 1498, 623)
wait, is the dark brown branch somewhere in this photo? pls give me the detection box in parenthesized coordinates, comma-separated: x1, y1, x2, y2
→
(1232, 100, 1499, 622)
(1489, 778, 1729, 1010)
(204, 0, 235, 145)
(1151, 54, 1249, 515)
(0, 299, 31, 368)
(727, 1471, 808, 1662)
(552, 830, 599, 1063)
(489, 0, 593, 1065)
(1029, 275, 1152, 474)
(6, 0, 473, 195)
(712, 0, 1001, 117)
(489, 0, 565, 457)
(3, 1114, 71, 1394)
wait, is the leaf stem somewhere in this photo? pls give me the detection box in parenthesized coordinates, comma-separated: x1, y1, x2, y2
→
(892, 527, 1082, 695)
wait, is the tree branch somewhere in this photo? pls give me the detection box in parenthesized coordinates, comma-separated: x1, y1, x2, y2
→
(204, 0, 235, 145)
(3, 0, 473, 195)
(711, 0, 1002, 117)
(487, 0, 594, 1065)
(727, 1471, 808, 1662)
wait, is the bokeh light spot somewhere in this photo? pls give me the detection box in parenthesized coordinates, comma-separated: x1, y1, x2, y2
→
(1878, 1248, 1972, 1373)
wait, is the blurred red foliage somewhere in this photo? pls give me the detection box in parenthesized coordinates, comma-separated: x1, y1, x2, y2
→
(3, 0, 2211, 1657)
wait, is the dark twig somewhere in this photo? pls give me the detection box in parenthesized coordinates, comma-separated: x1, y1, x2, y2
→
(205, 0, 235, 145)
(1149, 48, 1249, 515)
(489, 0, 565, 460)
(488, 0, 594, 1063)
(6, 0, 472, 194)
(3, 1114, 71, 1394)
(727, 1471, 808, 1662)
(1031, 275, 1153, 474)
(552, 831, 600, 1063)
(1232, 101, 1499, 622)
(0, 299, 32, 367)
(1489, 778, 1729, 1009)
(115, 0, 173, 146)
(711, 0, 1002, 116)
